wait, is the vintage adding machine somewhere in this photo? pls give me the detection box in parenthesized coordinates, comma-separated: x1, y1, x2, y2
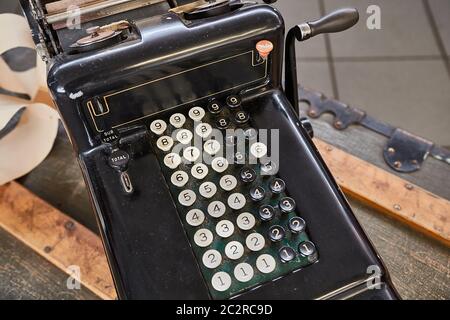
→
(21, 0, 399, 299)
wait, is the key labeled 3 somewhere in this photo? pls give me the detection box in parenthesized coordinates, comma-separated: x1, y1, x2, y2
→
(194, 228, 213, 247)
(215, 220, 234, 238)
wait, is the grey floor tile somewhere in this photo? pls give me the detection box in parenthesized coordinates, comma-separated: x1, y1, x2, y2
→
(334, 60, 450, 145)
(273, 0, 327, 58)
(323, 0, 440, 58)
(429, 0, 450, 56)
(0, 0, 20, 14)
(298, 60, 334, 98)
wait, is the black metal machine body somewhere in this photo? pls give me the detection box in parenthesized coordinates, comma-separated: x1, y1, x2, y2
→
(21, 0, 398, 299)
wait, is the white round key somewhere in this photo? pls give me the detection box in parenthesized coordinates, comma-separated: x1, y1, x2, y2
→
(203, 140, 221, 156)
(195, 123, 213, 139)
(175, 129, 193, 145)
(250, 142, 268, 158)
(178, 189, 196, 207)
(256, 254, 276, 274)
(225, 241, 244, 260)
(202, 249, 222, 269)
(163, 153, 181, 169)
(150, 119, 167, 135)
(207, 201, 226, 218)
(191, 163, 208, 180)
(236, 212, 256, 231)
(199, 181, 217, 199)
(169, 113, 186, 128)
(219, 175, 237, 191)
(211, 271, 231, 292)
(211, 157, 229, 173)
(215, 220, 234, 238)
(227, 193, 246, 210)
(186, 209, 205, 227)
(171, 171, 189, 187)
(156, 136, 173, 152)
(194, 228, 213, 247)
(183, 146, 201, 162)
(246, 232, 265, 252)
(234, 263, 254, 283)
(189, 106, 205, 122)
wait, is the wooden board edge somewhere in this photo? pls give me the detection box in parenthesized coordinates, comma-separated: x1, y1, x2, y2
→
(0, 181, 116, 300)
(314, 138, 450, 247)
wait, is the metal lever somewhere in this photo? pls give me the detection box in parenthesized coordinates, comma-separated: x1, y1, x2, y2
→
(285, 8, 359, 112)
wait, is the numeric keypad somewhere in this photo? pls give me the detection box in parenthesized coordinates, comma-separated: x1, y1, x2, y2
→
(151, 96, 316, 299)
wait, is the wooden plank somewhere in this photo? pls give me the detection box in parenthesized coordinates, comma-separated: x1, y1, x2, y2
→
(349, 197, 450, 300)
(18, 124, 98, 233)
(299, 104, 450, 201)
(0, 181, 116, 300)
(0, 226, 99, 300)
(314, 138, 450, 247)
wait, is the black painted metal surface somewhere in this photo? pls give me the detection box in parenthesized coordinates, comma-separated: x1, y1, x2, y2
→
(21, 2, 397, 299)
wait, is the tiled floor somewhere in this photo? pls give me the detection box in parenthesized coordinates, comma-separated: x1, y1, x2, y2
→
(274, 0, 450, 145)
(1, 0, 449, 144)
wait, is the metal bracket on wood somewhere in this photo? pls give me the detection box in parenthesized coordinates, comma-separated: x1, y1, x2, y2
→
(299, 87, 450, 173)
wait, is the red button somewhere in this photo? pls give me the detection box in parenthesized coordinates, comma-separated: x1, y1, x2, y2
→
(256, 40, 274, 59)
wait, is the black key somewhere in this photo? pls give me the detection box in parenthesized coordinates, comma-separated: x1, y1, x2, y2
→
(278, 246, 296, 263)
(298, 241, 317, 261)
(108, 149, 130, 171)
(244, 127, 258, 140)
(240, 167, 256, 183)
(289, 217, 306, 233)
(260, 159, 278, 176)
(269, 225, 285, 242)
(216, 117, 230, 130)
(207, 101, 223, 114)
(226, 95, 241, 108)
(234, 111, 250, 124)
(250, 186, 265, 201)
(279, 197, 296, 213)
(270, 178, 286, 194)
(258, 205, 275, 221)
